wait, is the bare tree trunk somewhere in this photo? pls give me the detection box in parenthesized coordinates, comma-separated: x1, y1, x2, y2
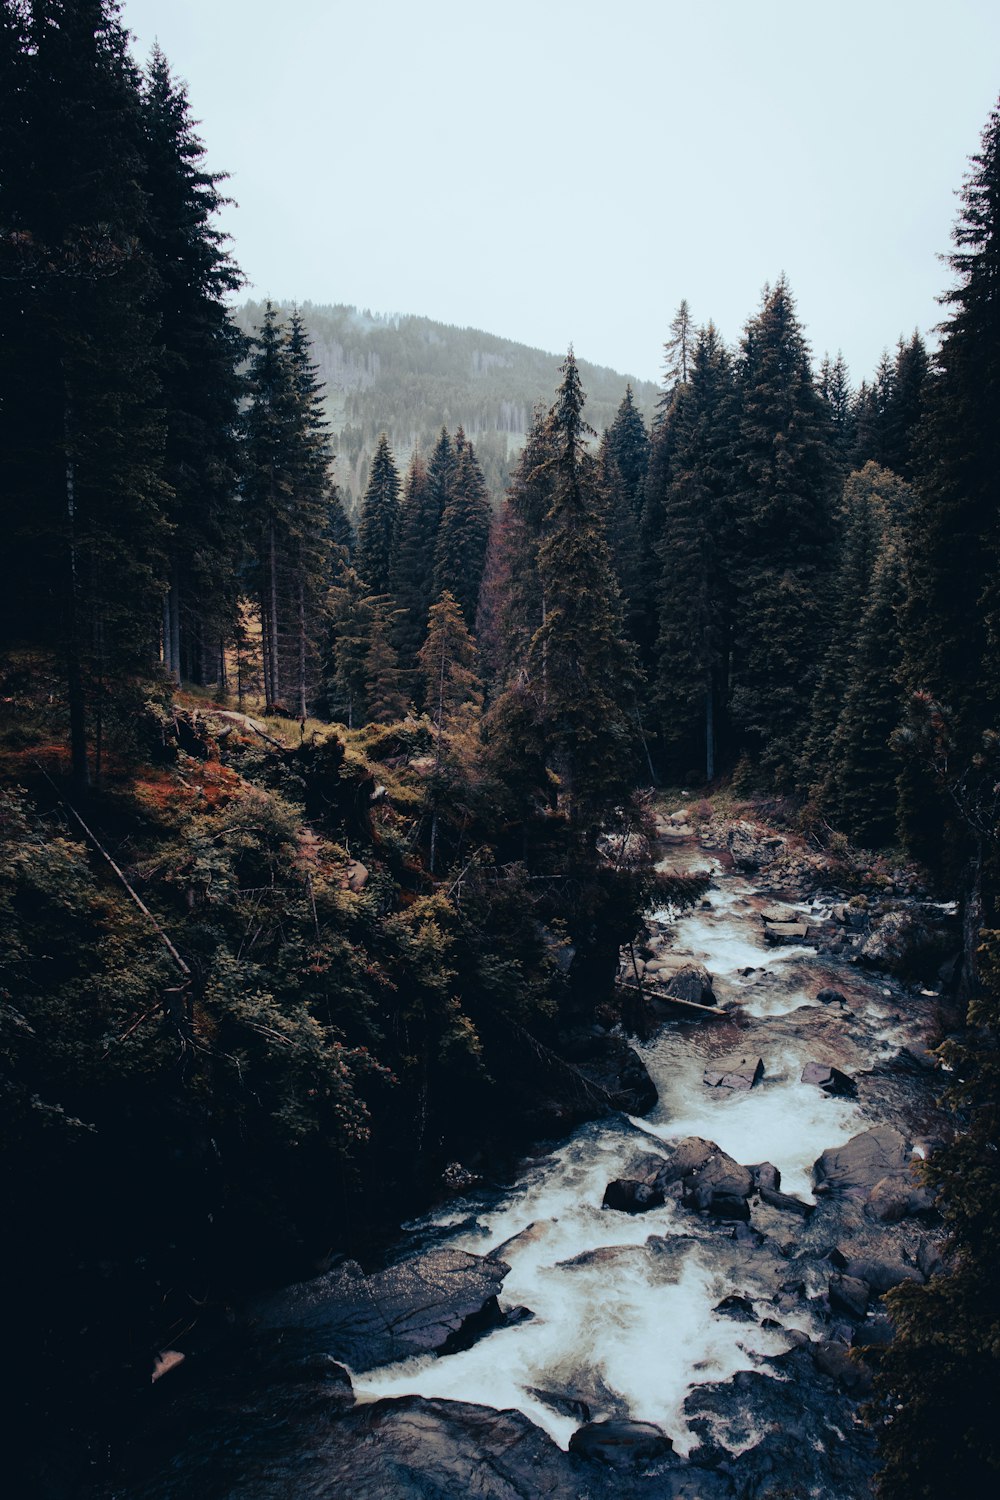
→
(64, 397, 89, 790)
(268, 516, 280, 708)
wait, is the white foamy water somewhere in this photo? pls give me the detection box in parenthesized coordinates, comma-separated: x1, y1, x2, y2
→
(350, 848, 909, 1455)
(354, 1150, 797, 1455)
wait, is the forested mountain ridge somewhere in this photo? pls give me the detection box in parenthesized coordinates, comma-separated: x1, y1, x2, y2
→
(233, 300, 659, 511)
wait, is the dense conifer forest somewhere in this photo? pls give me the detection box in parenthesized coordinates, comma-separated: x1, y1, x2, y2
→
(2, 3, 1000, 1496)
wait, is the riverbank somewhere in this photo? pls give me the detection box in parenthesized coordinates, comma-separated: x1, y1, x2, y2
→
(107, 806, 952, 1500)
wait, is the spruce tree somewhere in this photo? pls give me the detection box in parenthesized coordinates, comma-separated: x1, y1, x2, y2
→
(356, 432, 401, 597)
(389, 449, 439, 680)
(600, 387, 649, 641)
(418, 591, 483, 871)
(0, 0, 170, 786)
(140, 45, 245, 691)
(662, 298, 695, 386)
(433, 439, 491, 631)
(529, 352, 638, 831)
(729, 278, 837, 786)
(653, 322, 739, 781)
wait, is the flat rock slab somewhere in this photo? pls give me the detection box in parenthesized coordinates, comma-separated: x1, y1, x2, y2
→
(249, 1248, 510, 1371)
(801, 1061, 857, 1096)
(704, 1056, 765, 1090)
(763, 921, 810, 943)
(759, 904, 799, 924)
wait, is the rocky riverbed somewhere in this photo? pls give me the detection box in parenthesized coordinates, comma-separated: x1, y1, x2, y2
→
(115, 815, 953, 1500)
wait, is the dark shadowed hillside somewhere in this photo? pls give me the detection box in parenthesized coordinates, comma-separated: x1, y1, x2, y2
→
(235, 301, 659, 511)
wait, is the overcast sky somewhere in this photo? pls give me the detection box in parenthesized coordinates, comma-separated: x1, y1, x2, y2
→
(124, 0, 1000, 386)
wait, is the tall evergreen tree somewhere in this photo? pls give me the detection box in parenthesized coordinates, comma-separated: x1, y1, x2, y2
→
(600, 386, 649, 642)
(653, 322, 739, 781)
(896, 98, 1000, 893)
(662, 298, 695, 387)
(433, 439, 491, 631)
(0, 0, 170, 786)
(527, 352, 638, 831)
(729, 278, 837, 786)
(140, 45, 245, 690)
(418, 591, 483, 871)
(882, 331, 929, 481)
(389, 449, 439, 679)
(356, 432, 401, 597)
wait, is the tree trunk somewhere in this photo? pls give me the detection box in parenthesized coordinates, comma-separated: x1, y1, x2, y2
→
(64, 399, 89, 790)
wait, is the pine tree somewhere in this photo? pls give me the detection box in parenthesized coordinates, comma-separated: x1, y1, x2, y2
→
(818, 351, 855, 465)
(356, 432, 401, 597)
(325, 566, 373, 729)
(389, 449, 439, 680)
(141, 45, 246, 691)
(0, 0, 170, 787)
(433, 439, 491, 631)
(417, 591, 483, 871)
(882, 332, 929, 481)
(528, 352, 638, 831)
(654, 322, 739, 781)
(364, 602, 408, 724)
(728, 278, 837, 786)
(662, 298, 695, 387)
(600, 387, 649, 641)
(896, 97, 1000, 901)
(801, 464, 913, 843)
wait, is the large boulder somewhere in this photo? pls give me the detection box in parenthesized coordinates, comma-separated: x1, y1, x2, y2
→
(812, 1127, 910, 1202)
(727, 821, 785, 871)
(648, 1136, 754, 1215)
(569, 1419, 674, 1468)
(602, 1178, 665, 1214)
(860, 908, 932, 974)
(665, 962, 717, 1006)
(801, 1061, 857, 1097)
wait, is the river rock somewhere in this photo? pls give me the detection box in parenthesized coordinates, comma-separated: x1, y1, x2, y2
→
(812, 1126, 910, 1201)
(828, 1272, 870, 1319)
(812, 1340, 874, 1396)
(815, 987, 847, 1005)
(248, 1248, 511, 1370)
(665, 962, 717, 1005)
(749, 1162, 781, 1191)
(759, 1185, 815, 1217)
(569, 1418, 674, 1467)
(839, 1254, 923, 1296)
(759, 903, 798, 924)
(764, 920, 810, 944)
(649, 1137, 755, 1218)
(727, 820, 785, 871)
(703, 1055, 764, 1090)
(801, 1061, 857, 1096)
(602, 1178, 665, 1214)
(859, 908, 933, 974)
(865, 1171, 936, 1222)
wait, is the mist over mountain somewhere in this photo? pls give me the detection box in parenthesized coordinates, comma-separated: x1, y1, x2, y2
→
(236, 301, 660, 511)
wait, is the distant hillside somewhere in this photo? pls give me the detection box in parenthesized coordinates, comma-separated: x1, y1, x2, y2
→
(235, 301, 660, 515)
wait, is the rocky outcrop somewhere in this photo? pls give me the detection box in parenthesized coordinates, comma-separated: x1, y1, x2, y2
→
(703, 1055, 765, 1090)
(249, 1248, 512, 1370)
(665, 962, 717, 1006)
(801, 1060, 857, 1096)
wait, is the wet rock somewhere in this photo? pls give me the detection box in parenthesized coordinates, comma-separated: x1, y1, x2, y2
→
(703, 1055, 765, 1090)
(727, 820, 785, 871)
(665, 962, 717, 1006)
(812, 1126, 909, 1201)
(801, 1060, 857, 1096)
(706, 1193, 752, 1221)
(812, 1340, 874, 1396)
(569, 1418, 674, 1467)
(560, 1027, 659, 1114)
(860, 907, 936, 974)
(763, 920, 810, 944)
(249, 1247, 511, 1371)
(759, 1185, 815, 1217)
(917, 1238, 946, 1279)
(526, 1387, 591, 1423)
(760, 903, 798, 923)
(865, 1172, 936, 1223)
(715, 1294, 756, 1320)
(649, 1137, 755, 1218)
(749, 1162, 781, 1191)
(840, 1255, 922, 1296)
(602, 1178, 665, 1214)
(829, 1273, 870, 1319)
(815, 986, 847, 1005)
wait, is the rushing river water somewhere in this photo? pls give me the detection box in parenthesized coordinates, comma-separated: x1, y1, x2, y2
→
(351, 844, 938, 1458)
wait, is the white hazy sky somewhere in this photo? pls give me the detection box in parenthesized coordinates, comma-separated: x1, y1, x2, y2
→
(124, 0, 1000, 386)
